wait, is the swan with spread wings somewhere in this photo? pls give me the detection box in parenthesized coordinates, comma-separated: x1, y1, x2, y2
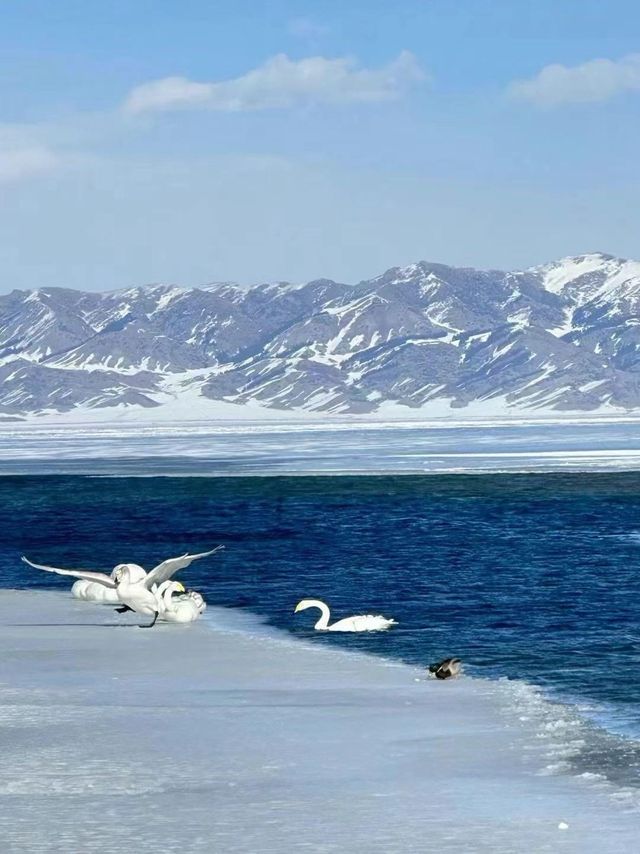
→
(22, 547, 224, 628)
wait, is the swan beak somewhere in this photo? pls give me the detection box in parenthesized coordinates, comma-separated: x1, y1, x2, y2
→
(293, 603, 301, 613)
(176, 583, 186, 593)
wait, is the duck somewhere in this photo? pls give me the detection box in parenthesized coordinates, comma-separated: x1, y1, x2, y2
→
(428, 658, 462, 680)
(294, 598, 397, 632)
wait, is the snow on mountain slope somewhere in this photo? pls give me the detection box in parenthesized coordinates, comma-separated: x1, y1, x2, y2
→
(1, 253, 639, 420)
(530, 254, 640, 375)
(533, 253, 640, 302)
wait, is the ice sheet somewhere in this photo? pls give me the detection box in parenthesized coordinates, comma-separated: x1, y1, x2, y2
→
(0, 591, 639, 853)
(1, 419, 640, 474)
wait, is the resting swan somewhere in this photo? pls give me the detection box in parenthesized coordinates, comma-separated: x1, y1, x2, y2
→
(294, 599, 397, 632)
(155, 580, 207, 623)
(72, 564, 147, 604)
(22, 547, 223, 628)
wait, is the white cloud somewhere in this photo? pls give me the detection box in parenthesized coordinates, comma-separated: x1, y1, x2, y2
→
(0, 146, 58, 183)
(123, 51, 425, 115)
(509, 53, 640, 107)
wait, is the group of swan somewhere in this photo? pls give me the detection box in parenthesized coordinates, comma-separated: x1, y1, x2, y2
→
(72, 567, 205, 621)
(22, 551, 463, 677)
(23, 554, 396, 633)
(22, 550, 401, 636)
(22, 548, 222, 627)
(22, 551, 463, 676)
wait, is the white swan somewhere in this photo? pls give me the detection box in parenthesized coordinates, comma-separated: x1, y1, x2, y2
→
(71, 564, 147, 604)
(22, 547, 223, 628)
(155, 580, 206, 623)
(294, 599, 397, 632)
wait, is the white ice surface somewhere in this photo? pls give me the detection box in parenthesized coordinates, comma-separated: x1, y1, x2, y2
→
(1, 419, 640, 474)
(0, 591, 638, 853)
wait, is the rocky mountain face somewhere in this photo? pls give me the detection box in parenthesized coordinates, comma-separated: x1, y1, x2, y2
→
(1, 252, 640, 418)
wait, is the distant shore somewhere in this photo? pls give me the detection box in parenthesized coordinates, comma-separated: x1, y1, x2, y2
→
(0, 590, 638, 853)
(2, 410, 640, 428)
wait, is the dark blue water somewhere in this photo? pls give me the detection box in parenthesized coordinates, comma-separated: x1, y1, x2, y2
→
(2, 473, 640, 769)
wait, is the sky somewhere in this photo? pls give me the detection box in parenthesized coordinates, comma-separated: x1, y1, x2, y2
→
(1, 0, 640, 292)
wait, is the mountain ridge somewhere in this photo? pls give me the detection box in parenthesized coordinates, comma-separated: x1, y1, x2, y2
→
(2, 252, 639, 419)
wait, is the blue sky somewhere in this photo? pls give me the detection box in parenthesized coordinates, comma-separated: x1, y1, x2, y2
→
(1, 0, 640, 292)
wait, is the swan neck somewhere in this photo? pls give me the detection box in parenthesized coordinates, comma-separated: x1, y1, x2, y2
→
(159, 582, 179, 611)
(314, 601, 331, 630)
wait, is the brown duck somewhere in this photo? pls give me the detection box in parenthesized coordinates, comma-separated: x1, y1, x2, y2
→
(428, 657, 462, 680)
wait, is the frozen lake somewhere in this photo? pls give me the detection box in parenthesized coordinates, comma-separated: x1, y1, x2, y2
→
(1, 418, 639, 474)
(1, 591, 639, 853)
(3, 416, 640, 852)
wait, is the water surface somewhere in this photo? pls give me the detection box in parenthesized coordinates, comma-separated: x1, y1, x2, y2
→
(2, 470, 640, 783)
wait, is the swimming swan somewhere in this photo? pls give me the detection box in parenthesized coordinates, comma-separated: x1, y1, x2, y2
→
(294, 599, 397, 632)
(155, 580, 206, 623)
(22, 547, 223, 628)
(71, 564, 147, 604)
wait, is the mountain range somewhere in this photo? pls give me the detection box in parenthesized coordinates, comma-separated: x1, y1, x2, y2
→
(1, 252, 640, 420)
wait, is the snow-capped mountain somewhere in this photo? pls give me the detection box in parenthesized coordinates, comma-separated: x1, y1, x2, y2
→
(2, 252, 640, 420)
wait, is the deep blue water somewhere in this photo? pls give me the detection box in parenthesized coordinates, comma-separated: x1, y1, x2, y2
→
(2, 472, 640, 770)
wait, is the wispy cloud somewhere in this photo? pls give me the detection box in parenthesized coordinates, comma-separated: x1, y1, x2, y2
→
(509, 53, 640, 107)
(123, 51, 426, 115)
(0, 146, 58, 183)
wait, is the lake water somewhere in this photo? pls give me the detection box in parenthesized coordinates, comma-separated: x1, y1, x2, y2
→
(2, 467, 640, 793)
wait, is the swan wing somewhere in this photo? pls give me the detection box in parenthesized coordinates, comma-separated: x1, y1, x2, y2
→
(359, 614, 397, 630)
(21, 556, 117, 588)
(330, 613, 397, 632)
(143, 546, 224, 589)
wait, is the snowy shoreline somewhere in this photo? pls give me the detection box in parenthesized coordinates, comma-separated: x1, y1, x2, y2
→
(2, 412, 640, 430)
(0, 591, 639, 853)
